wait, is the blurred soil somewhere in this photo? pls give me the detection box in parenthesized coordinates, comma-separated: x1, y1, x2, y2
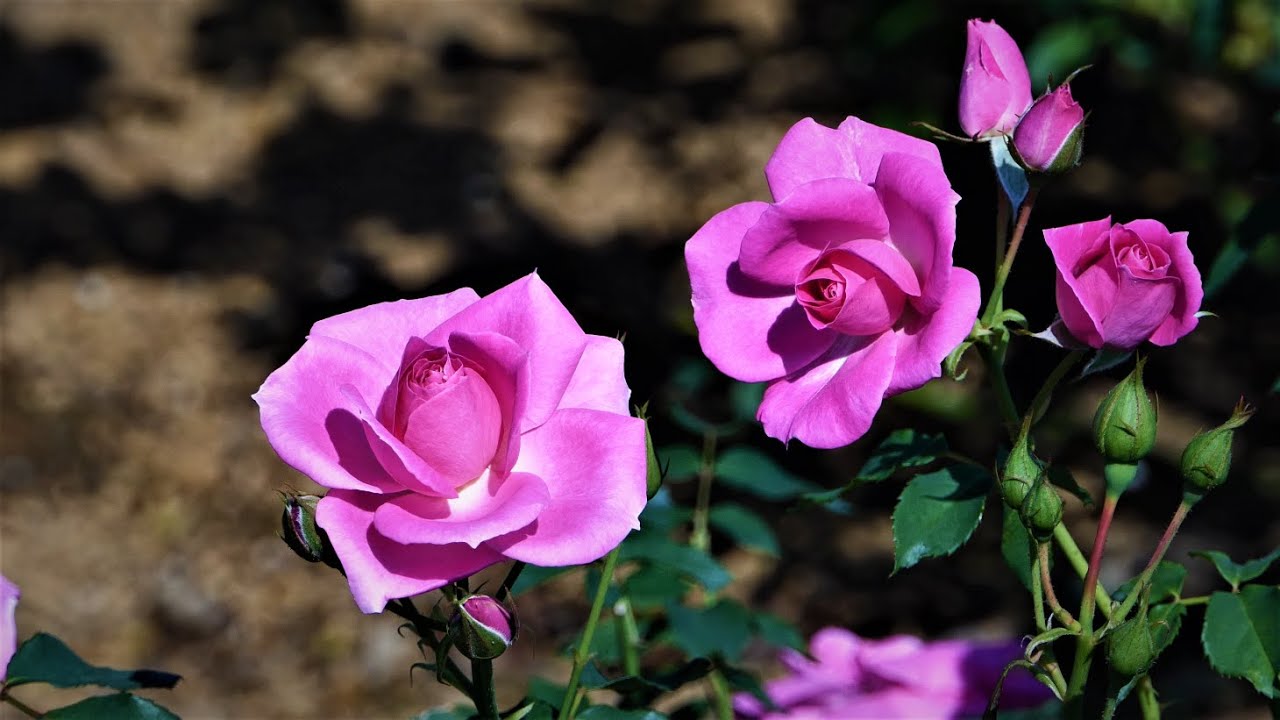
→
(1, 0, 1277, 718)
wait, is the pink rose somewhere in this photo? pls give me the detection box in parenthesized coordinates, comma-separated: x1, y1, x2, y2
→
(1, 575, 17, 681)
(959, 19, 1033, 139)
(1012, 84, 1085, 173)
(1045, 217, 1202, 350)
(734, 628, 1054, 719)
(685, 117, 981, 448)
(255, 274, 648, 613)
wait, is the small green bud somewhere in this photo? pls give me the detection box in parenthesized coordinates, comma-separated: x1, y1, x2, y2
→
(1092, 358, 1157, 464)
(450, 594, 518, 660)
(1001, 431, 1043, 509)
(1103, 462, 1141, 497)
(1019, 478, 1064, 542)
(643, 420, 663, 500)
(281, 493, 342, 569)
(1181, 400, 1254, 496)
(1107, 614, 1156, 677)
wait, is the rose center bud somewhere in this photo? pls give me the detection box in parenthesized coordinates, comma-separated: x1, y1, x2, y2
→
(1112, 229, 1171, 280)
(795, 248, 908, 336)
(394, 347, 502, 485)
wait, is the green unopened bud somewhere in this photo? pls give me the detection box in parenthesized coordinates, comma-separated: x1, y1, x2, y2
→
(281, 493, 341, 569)
(1001, 431, 1043, 509)
(1019, 478, 1064, 542)
(643, 420, 663, 500)
(1181, 400, 1254, 496)
(450, 594, 518, 660)
(1092, 358, 1157, 464)
(1107, 614, 1156, 677)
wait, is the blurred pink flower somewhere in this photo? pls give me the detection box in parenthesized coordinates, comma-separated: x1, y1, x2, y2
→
(1, 575, 18, 681)
(959, 19, 1032, 139)
(735, 628, 1055, 719)
(255, 274, 647, 613)
(685, 117, 980, 448)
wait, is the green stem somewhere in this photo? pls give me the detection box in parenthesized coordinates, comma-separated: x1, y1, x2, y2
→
(983, 344, 1021, 439)
(1040, 542, 1080, 630)
(561, 547, 622, 720)
(981, 185, 1039, 327)
(1114, 500, 1194, 625)
(1063, 633, 1096, 719)
(1053, 524, 1114, 621)
(615, 596, 641, 677)
(1031, 537, 1048, 632)
(1025, 349, 1086, 430)
(496, 561, 526, 602)
(471, 658, 499, 720)
(1, 688, 43, 718)
(1137, 674, 1161, 719)
(386, 599, 472, 695)
(995, 182, 1011, 272)
(1080, 494, 1120, 634)
(708, 671, 734, 720)
(1177, 595, 1210, 606)
(690, 430, 718, 552)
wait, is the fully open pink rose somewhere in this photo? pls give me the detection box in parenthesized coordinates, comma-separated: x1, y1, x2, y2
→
(1045, 217, 1202, 350)
(959, 19, 1032, 139)
(734, 628, 1054, 719)
(255, 274, 648, 613)
(685, 117, 981, 448)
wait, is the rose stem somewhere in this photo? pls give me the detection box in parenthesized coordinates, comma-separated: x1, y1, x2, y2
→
(1113, 498, 1194, 624)
(386, 598, 472, 694)
(1031, 535, 1048, 632)
(1136, 674, 1161, 720)
(1039, 542, 1080, 630)
(470, 657, 500, 720)
(0, 689, 43, 718)
(1065, 492, 1120, 710)
(496, 561, 526, 602)
(688, 429, 735, 720)
(995, 182, 1011, 272)
(614, 595, 642, 677)
(561, 546, 622, 720)
(981, 184, 1039, 327)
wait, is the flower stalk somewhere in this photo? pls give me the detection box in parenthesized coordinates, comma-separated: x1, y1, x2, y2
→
(561, 547, 622, 720)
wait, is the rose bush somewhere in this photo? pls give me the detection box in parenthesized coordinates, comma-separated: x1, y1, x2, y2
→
(958, 19, 1032, 139)
(1045, 217, 1202, 350)
(733, 628, 1053, 719)
(255, 274, 648, 613)
(685, 117, 980, 448)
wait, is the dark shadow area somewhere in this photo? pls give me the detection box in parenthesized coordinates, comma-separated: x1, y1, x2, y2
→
(0, 23, 107, 128)
(191, 0, 350, 87)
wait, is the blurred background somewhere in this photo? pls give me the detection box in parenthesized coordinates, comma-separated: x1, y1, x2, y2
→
(0, 0, 1276, 717)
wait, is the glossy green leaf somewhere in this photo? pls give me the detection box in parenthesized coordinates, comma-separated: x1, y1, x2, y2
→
(619, 533, 731, 591)
(577, 707, 668, 720)
(1112, 562, 1188, 605)
(44, 694, 180, 720)
(1001, 501, 1038, 593)
(1202, 585, 1280, 698)
(5, 634, 181, 691)
(892, 465, 992, 573)
(623, 565, 691, 611)
(715, 447, 822, 500)
(857, 429, 947, 482)
(666, 600, 753, 661)
(1191, 547, 1280, 590)
(709, 504, 779, 556)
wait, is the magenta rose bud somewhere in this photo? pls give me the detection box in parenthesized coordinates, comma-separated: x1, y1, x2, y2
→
(255, 274, 648, 613)
(685, 117, 981, 448)
(959, 19, 1032, 139)
(1012, 83, 1085, 172)
(1, 575, 18, 681)
(1045, 217, 1203, 350)
(451, 594, 518, 660)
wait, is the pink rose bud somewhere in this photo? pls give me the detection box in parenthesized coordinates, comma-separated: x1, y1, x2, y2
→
(959, 19, 1032, 139)
(451, 594, 517, 660)
(1012, 83, 1085, 172)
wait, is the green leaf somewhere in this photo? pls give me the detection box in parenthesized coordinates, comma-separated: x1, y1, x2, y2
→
(525, 677, 566, 711)
(665, 600, 754, 661)
(1202, 585, 1280, 698)
(511, 564, 573, 596)
(857, 429, 947, 482)
(623, 565, 691, 611)
(751, 612, 805, 652)
(730, 382, 766, 422)
(637, 490, 692, 535)
(44, 693, 180, 720)
(1079, 348, 1132, 378)
(715, 447, 822, 500)
(1047, 465, 1095, 509)
(717, 662, 773, 710)
(708, 504, 779, 556)
(5, 634, 182, 691)
(1191, 547, 1280, 590)
(578, 659, 713, 700)
(892, 465, 992, 573)
(1001, 501, 1038, 593)
(1150, 602, 1187, 656)
(505, 701, 555, 720)
(577, 707, 668, 720)
(619, 533, 731, 591)
(657, 444, 700, 483)
(1112, 562, 1188, 605)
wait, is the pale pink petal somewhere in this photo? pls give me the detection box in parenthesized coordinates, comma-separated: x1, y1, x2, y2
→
(873, 152, 961, 314)
(737, 179, 889, 287)
(316, 490, 505, 614)
(758, 332, 898, 448)
(686, 201, 836, 382)
(446, 331, 529, 477)
(559, 335, 632, 415)
(372, 472, 549, 548)
(310, 288, 480, 369)
(490, 409, 647, 565)
(254, 336, 405, 494)
(838, 116, 944, 184)
(885, 267, 981, 395)
(764, 118, 865, 200)
(426, 274, 587, 434)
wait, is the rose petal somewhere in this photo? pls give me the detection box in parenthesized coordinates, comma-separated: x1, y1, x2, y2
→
(338, 385, 462, 498)
(764, 118, 865, 201)
(446, 331, 529, 477)
(758, 331, 898, 448)
(0, 575, 18, 682)
(316, 490, 505, 613)
(837, 239, 922, 296)
(1044, 217, 1114, 348)
(737, 178, 889, 287)
(558, 335, 632, 415)
(426, 273, 587, 434)
(254, 336, 406, 494)
(372, 471, 549, 548)
(873, 152, 960, 314)
(837, 117, 944, 184)
(1099, 264, 1179, 350)
(490, 409, 647, 565)
(885, 267, 981, 395)
(1126, 222, 1202, 346)
(686, 201, 835, 382)
(310, 288, 480, 373)
(399, 367, 503, 485)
